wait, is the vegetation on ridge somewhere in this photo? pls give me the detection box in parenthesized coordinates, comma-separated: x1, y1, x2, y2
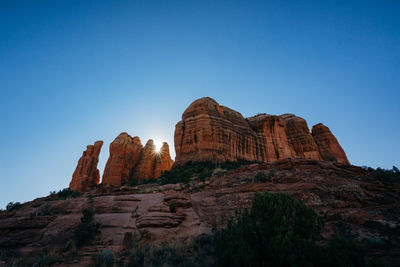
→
(364, 165, 400, 183)
(157, 160, 260, 185)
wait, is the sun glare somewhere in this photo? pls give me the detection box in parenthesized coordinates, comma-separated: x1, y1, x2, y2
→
(154, 140, 163, 153)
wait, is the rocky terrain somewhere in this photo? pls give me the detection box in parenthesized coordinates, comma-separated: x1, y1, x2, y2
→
(0, 159, 399, 266)
(0, 97, 398, 266)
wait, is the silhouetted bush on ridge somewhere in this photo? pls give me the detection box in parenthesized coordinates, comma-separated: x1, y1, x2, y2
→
(6, 201, 23, 211)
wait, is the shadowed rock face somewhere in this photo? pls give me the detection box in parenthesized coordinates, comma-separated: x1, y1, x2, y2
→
(312, 123, 350, 164)
(174, 97, 349, 165)
(69, 141, 103, 192)
(102, 133, 174, 186)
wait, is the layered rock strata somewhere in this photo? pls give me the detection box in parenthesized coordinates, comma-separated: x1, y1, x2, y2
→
(312, 123, 350, 165)
(174, 97, 349, 165)
(102, 133, 174, 186)
(69, 141, 103, 192)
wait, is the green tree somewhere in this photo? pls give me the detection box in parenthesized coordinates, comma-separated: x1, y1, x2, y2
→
(214, 192, 324, 267)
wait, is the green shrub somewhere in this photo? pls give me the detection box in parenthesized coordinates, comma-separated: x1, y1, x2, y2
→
(131, 206, 139, 218)
(55, 188, 80, 199)
(21, 247, 62, 266)
(120, 233, 215, 267)
(213, 192, 368, 267)
(365, 237, 387, 249)
(74, 207, 99, 247)
(370, 166, 400, 183)
(158, 160, 259, 185)
(324, 222, 365, 266)
(95, 249, 115, 267)
(254, 172, 269, 182)
(169, 202, 177, 213)
(125, 178, 158, 187)
(199, 167, 212, 181)
(214, 192, 324, 266)
(6, 202, 22, 211)
(122, 244, 188, 267)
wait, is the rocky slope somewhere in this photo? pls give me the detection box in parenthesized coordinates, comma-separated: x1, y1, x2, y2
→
(174, 97, 349, 166)
(0, 159, 399, 266)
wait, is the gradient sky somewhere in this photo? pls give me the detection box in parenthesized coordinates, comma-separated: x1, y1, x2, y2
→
(1, 0, 399, 209)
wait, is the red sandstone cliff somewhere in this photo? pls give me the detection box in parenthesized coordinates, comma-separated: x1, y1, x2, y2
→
(69, 141, 103, 192)
(174, 97, 349, 165)
(312, 123, 350, 164)
(102, 133, 173, 186)
(101, 133, 143, 186)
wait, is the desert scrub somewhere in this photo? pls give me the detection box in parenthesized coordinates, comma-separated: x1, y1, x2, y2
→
(131, 206, 139, 218)
(119, 234, 215, 267)
(74, 206, 99, 247)
(158, 160, 260, 185)
(213, 192, 366, 267)
(6, 201, 23, 211)
(95, 249, 115, 267)
(253, 171, 270, 182)
(50, 188, 80, 199)
(169, 202, 177, 213)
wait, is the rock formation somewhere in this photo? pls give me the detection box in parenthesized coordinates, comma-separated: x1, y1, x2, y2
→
(174, 97, 349, 165)
(247, 114, 296, 162)
(153, 142, 174, 178)
(69, 141, 103, 192)
(312, 123, 350, 164)
(280, 114, 322, 160)
(174, 97, 262, 164)
(102, 133, 173, 186)
(101, 133, 143, 186)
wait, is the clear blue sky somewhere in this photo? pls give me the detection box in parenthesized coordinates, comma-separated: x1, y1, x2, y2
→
(1, 0, 399, 209)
